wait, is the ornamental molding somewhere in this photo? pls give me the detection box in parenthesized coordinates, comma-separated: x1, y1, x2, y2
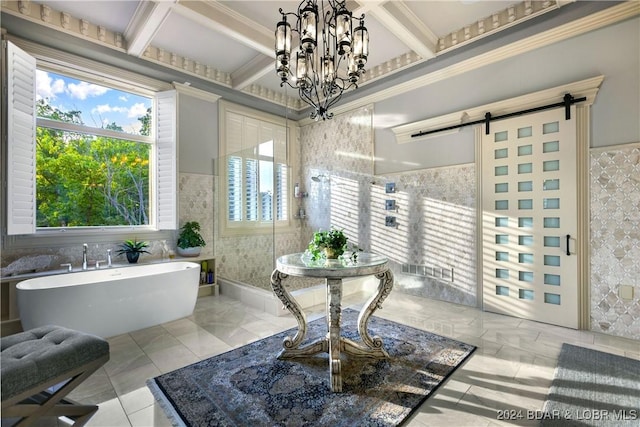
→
(302, 1, 638, 127)
(1, 1, 232, 89)
(3, 1, 638, 117)
(436, 0, 562, 54)
(6, 35, 172, 94)
(172, 82, 221, 103)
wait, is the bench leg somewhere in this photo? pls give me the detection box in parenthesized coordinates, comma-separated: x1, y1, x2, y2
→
(2, 356, 108, 426)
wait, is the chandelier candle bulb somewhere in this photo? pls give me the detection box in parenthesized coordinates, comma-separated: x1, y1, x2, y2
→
(300, 2, 317, 52)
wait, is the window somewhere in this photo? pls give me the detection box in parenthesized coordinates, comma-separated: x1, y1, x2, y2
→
(6, 41, 177, 235)
(35, 71, 153, 227)
(220, 101, 292, 235)
(227, 140, 289, 223)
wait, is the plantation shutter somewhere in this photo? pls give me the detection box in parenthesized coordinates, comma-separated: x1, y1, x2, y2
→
(224, 112, 243, 156)
(227, 156, 243, 221)
(242, 118, 259, 222)
(245, 158, 258, 221)
(7, 41, 37, 235)
(155, 90, 177, 230)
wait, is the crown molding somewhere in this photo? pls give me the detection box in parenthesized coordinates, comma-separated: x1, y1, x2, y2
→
(1, 1, 233, 90)
(173, 82, 221, 103)
(436, 0, 562, 54)
(392, 75, 604, 144)
(3, 0, 637, 120)
(5, 34, 172, 93)
(310, 1, 638, 127)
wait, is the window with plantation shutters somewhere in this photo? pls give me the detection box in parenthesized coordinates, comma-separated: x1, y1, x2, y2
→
(5, 41, 177, 234)
(220, 101, 292, 235)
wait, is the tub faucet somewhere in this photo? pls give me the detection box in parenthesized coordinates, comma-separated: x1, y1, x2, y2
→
(82, 243, 88, 270)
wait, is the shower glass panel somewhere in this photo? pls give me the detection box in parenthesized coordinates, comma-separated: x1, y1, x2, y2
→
(218, 146, 278, 290)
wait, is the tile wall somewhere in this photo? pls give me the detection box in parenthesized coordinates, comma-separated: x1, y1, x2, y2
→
(298, 106, 477, 307)
(589, 144, 640, 339)
(178, 173, 214, 259)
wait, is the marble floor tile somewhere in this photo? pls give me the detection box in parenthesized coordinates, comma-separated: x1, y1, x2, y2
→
(174, 329, 232, 358)
(43, 291, 638, 427)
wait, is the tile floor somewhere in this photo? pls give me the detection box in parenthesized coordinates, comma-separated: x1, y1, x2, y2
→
(39, 291, 640, 426)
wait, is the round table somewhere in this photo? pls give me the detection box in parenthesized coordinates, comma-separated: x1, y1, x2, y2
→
(270, 252, 394, 392)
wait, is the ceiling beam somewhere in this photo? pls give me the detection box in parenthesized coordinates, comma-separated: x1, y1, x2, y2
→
(125, 1, 176, 57)
(356, 0, 437, 60)
(231, 54, 273, 90)
(170, 0, 276, 89)
(172, 0, 273, 58)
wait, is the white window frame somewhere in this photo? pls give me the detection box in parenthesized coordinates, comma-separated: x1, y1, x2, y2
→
(219, 100, 296, 236)
(3, 39, 177, 248)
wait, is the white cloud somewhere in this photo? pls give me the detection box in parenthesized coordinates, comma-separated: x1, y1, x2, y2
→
(67, 81, 109, 100)
(125, 121, 143, 134)
(35, 70, 65, 100)
(128, 102, 148, 118)
(93, 104, 128, 115)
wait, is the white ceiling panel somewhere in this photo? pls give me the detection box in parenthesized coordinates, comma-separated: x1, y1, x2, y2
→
(153, 10, 258, 73)
(363, 14, 414, 69)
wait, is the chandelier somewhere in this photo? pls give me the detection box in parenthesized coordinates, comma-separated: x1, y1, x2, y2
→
(275, 0, 369, 120)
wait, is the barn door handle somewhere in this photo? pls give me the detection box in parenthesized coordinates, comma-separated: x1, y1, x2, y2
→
(566, 234, 571, 256)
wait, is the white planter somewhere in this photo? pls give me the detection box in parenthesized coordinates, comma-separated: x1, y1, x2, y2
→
(177, 246, 201, 257)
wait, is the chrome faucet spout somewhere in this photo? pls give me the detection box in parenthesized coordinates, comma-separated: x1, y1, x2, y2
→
(82, 243, 88, 270)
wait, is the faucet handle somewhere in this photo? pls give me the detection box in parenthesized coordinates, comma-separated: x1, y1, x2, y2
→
(61, 263, 73, 273)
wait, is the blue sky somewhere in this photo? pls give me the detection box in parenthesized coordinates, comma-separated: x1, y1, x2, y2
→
(36, 70, 152, 135)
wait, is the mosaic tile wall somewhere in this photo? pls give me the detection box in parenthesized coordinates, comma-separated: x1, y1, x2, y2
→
(212, 175, 304, 291)
(178, 173, 214, 259)
(590, 144, 640, 340)
(298, 106, 477, 306)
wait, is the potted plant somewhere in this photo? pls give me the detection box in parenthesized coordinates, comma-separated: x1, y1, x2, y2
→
(116, 239, 150, 264)
(177, 221, 206, 257)
(308, 227, 358, 262)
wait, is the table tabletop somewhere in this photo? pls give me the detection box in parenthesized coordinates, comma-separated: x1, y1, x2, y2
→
(275, 252, 389, 278)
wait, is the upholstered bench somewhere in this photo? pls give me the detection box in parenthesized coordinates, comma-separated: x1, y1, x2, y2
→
(1, 325, 110, 426)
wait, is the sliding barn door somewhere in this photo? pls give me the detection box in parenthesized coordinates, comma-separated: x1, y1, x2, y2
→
(481, 107, 579, 328)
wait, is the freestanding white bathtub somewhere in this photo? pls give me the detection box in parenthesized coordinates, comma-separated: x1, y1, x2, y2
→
(17, 261, 200, 338)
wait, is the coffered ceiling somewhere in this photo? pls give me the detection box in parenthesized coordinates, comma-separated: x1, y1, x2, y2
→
(0, 1, 629, 120)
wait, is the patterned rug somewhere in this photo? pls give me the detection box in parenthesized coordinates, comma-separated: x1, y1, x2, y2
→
(147, 309, 476, 427)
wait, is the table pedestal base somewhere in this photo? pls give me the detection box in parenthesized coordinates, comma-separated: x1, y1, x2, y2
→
(270, 269, 394, 392)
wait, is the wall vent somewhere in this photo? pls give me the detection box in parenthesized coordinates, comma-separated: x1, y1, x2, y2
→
(401, 263, 454, 282)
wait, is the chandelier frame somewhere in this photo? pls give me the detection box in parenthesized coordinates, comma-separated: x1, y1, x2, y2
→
(275, 0, 369, 120)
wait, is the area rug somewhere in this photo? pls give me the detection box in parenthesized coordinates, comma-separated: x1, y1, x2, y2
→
(147, 309, 476, 426)
(540, 343, 640, 426)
